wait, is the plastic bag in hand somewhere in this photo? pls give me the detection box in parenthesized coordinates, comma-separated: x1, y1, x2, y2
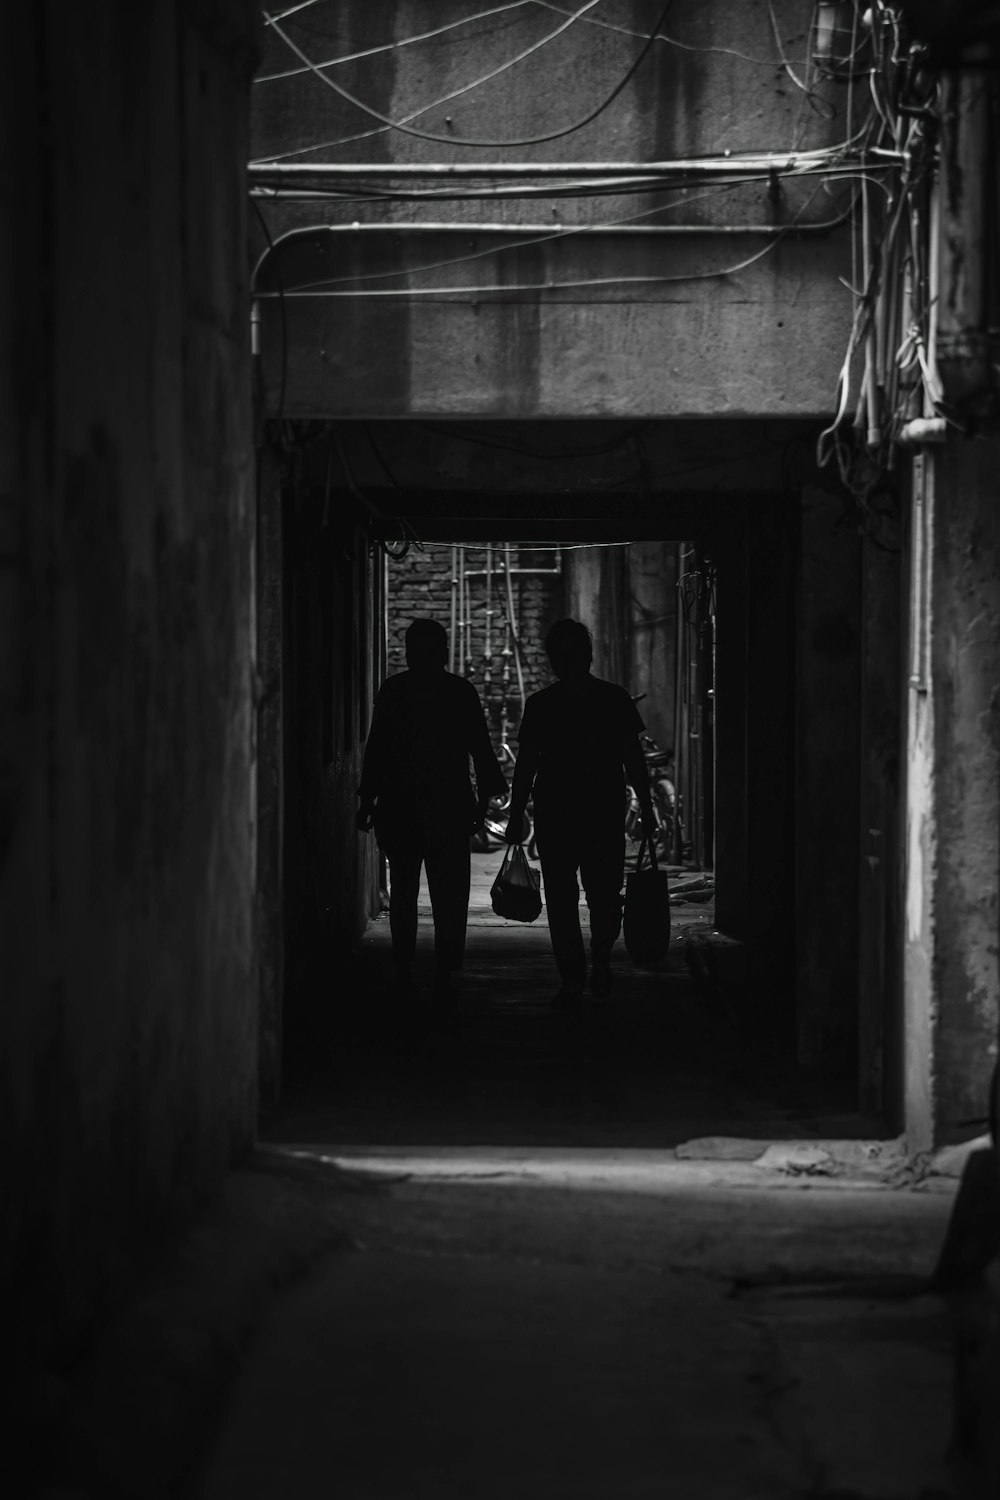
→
(490, 844, 542, 923)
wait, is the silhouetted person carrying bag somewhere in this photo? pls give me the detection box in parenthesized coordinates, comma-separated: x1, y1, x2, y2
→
(357, 619, 506, 1003)
(504, 619, 654, 1008)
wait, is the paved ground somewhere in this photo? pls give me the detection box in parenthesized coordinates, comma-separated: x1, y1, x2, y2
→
(39, 853, 984, 1499)
(195, 1149, 958, 1500)
(267, 852, 870, 1151)
(191, 857, 962, 1498)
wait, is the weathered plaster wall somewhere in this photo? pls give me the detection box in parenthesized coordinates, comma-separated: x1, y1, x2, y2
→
(260, 237, 853, 421)
(256, 442, 285, 1103)
(1, 0, 260, 1443)
(929, 439, 1000, 1139)
(904, 439, 1000, 1149)
(250, 1, 856, 421)
(281, 486, 381, 1055)
(627, 541, 678, 755)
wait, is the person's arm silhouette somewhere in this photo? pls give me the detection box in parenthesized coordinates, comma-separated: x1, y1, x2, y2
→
(504, 742, 539, 844)
(469, 698, 507, 834)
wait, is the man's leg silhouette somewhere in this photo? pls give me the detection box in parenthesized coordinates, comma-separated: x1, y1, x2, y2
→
(423, 830, 471, 985)
(536, 820, 588, 996)
(385, 837, 422, 985)
(579, 826, 625, 996)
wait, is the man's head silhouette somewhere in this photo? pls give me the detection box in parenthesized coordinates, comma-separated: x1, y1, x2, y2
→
(545, 618, 593, 681)
(405, 618, 449, 670)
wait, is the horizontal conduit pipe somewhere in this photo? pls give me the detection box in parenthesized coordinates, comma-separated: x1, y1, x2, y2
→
(463, 566, 562, 576)
(249, 218, 834, 235)
(249, 154, 904, 177)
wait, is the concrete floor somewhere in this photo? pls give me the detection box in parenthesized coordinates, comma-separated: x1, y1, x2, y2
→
(193, 855, 962, 1498)
(266, 852, 873, 1150)
(196, 1152, 957, 1499)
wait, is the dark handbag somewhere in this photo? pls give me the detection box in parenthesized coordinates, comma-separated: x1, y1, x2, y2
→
(490, 844, 542, 923)
(623, 838, 671, 966)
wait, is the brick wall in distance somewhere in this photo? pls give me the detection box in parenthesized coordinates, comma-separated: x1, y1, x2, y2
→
(387, 543, 564, 765)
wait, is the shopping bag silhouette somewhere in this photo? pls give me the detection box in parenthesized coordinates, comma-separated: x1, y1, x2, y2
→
(490, 844, 542, 923)
(624, 838, 671, 965)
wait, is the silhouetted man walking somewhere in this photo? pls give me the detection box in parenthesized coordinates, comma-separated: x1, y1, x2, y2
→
(505, 619, 654, 1007)
(357, 619, 506, 1000)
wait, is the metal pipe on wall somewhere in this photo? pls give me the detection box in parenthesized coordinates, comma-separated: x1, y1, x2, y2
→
(674, 544, 690, 866)
(448, 545, 458, 674)
(483, 543, 493, 698)
(463, 566, 561, 577)
(504, 545, 527, 712)
(249, 217, 835, 237)
(250, 155, 896, 180)
(457, 545, 467, 677)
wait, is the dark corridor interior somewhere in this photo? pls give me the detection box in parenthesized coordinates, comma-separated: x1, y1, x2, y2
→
(264, 417, 885, 1148)
(263, 855, 871, 1153)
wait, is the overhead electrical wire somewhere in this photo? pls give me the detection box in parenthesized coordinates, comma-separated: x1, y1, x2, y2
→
(261, 0, 674, 150)
(250, 198, 287, 421)
(535, 1, 780, 66)
(249, 128, 887, 209)
(255, 197, 842, 301)
(812, 0, 946, 529)
(254, 0, 931, 537)
(259, 0, 788, 80)
(255, 179, 860, 297)
(767, 0, 812, 97)
(253, 0, 801, 164)
(259, 0, 603, 156)
(257, 1, 534, 83)
(264, 0, 334, 23)
(249, 169, 862, 204)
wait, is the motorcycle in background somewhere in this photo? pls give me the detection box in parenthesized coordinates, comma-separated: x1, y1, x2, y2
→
(625, 707, 681, 861)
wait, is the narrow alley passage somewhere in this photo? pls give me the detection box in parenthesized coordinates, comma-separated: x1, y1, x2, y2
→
(264, 852, 862, 1153)
(9, 5, 1000, 1497)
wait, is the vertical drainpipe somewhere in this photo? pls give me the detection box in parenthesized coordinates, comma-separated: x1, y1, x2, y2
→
(381, 547, 389, 687)
(250, 298, 263, 441)
(458, 545, 467, 677)
(674, 545, 688, 865)
(448, 545, 458, 674)
(483, 543, 493, 707)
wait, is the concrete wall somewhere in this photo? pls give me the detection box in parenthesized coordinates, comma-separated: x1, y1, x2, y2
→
(0, 0, 260, 1444)
(904, 440, 1000, 1148)
(627, 542, 679, 756)
(565, 545, 629, 687)
(256, 442, 285, 1103)
(251, 0, 855, 421)
(282, 485, 382, 1054)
